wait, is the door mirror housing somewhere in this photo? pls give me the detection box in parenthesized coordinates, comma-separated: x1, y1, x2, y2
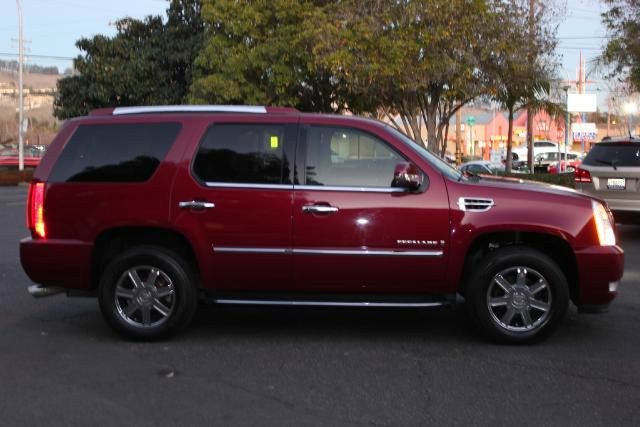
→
(392, 162, 424, 191)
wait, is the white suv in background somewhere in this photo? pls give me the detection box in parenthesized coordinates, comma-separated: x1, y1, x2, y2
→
(512, 140, 559, 163)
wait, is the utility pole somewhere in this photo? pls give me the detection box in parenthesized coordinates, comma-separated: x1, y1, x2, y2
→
(607, 96, 612, 136)
(563, 86, 570, 173)
(455, 109, 462, 166)
(16, 0, 24, 171)
(526, 0, 535, 174)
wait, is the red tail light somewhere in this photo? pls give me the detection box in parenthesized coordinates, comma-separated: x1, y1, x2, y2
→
(574, 167, 592, 183)
(27, 182, 46, 239)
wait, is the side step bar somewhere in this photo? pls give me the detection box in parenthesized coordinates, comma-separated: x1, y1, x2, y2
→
(213, 299, 450, 308)
(209, 293, 456, 308)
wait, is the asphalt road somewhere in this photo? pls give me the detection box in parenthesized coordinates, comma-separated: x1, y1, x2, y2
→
(1, 185, 639, 426)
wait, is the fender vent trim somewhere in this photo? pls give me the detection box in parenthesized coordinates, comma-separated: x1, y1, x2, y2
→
(457, 197, 495, 212)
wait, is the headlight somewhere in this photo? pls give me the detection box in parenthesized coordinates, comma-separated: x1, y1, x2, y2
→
(592, 200, 616, 246)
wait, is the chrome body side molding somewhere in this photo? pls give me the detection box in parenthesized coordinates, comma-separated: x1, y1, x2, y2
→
(213, 246, 443, 257)
(205, 182, 293, 190)
(297, 185, 406, 193)
(214, 247, 290, 254)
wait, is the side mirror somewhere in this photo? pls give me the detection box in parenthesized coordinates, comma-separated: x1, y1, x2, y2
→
(391, 162, 423, 191)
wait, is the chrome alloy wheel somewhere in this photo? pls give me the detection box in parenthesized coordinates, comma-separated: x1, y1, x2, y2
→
(486, 266, 552, 333)
(114, 265, 176, 328)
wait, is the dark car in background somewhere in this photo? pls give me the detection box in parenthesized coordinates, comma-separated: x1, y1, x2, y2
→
(575, 136, 640, 223)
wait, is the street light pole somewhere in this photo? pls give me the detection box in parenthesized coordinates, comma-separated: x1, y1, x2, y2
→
(16, 0, 24, 172)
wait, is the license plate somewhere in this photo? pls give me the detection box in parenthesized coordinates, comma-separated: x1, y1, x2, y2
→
(607, 178, 626, 190)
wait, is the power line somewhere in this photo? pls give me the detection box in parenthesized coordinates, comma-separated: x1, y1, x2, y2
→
(0, 52, 74, 61)
(557, 36, 609, 40)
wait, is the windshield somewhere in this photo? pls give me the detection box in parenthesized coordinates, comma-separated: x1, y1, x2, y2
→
(385, 125, 462, 180)
(583, 143, 640, 167)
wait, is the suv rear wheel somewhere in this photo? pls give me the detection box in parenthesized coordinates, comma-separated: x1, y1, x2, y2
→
(466, 247, 569, 344)
(98, 246, 198, 340)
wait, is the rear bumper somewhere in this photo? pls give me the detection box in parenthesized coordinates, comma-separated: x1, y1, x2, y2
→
(20, 238, 93, 290)
(575, 187, 640, 214)
(574, 244, 624, 307)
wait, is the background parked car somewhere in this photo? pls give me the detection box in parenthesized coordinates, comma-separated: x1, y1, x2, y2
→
(0, 145, 46, 168)
(512, 140, 560, 164)
(535, 151, 581, 171)
(574, 136, 640, 222)
(459, 160, 504, 175)
(547, 153, 585, 174)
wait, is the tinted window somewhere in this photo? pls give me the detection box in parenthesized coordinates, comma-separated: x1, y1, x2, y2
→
(302, 126, 404, 187)
(50, 123, 180, 182)
(465, 164, 491, 174)
(584, 143, 640, 167)
(193, 124, 292, 184)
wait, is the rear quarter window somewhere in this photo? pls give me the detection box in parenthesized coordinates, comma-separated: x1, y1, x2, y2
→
(583, 143, 640, 167)
(49, 123, 181, 182)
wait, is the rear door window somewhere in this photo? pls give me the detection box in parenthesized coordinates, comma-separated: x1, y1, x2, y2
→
(192, 123, 294, 185)
(584, 143, 640, 167)
(49, 123, 181, 182)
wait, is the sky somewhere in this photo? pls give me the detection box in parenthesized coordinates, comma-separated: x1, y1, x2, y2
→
(1, 0, 168, 69)
(556, 0, 612, 107)
(0, 0, 616, 109)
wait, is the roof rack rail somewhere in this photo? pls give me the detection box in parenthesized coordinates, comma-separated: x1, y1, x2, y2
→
(111, 105, 269, 115)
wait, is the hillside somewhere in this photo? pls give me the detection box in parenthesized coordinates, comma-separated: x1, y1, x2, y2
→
(0, 71, 61, 147)
(0, 70, 60, 90)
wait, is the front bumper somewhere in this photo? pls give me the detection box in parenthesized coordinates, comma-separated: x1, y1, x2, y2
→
(574, 244, 624, 307)
(20, 237, 93, 290)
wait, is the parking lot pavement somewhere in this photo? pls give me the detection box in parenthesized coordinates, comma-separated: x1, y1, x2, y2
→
(1, 185, 639, 426)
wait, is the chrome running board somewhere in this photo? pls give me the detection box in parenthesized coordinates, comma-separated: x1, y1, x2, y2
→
(212, 298, 451, 308)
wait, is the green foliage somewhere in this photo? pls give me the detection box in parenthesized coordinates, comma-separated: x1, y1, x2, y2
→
(190, 0, 352, 112)
(602, 0, 640, 89)
(54, 0, 204, 120)
(482, 0, 559, 172)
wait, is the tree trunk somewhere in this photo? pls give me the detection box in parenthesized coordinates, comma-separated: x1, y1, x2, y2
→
(426, 109, 438, 152)
(441, 121, 450, 157)
(527, 106, 534, 173)
(407, 115, 422, 146)
(506, 108, 514, 174)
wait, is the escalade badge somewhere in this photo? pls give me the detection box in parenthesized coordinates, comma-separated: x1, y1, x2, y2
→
(397, 239, 445, 246)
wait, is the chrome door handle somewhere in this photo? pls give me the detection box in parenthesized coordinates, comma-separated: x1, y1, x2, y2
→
(178, 200, 215, 210)
(302, 205, 339, 214)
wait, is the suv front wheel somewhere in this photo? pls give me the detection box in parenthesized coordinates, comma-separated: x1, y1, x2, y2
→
(466, 247, 569, 344)
(98, 246, 198, 340)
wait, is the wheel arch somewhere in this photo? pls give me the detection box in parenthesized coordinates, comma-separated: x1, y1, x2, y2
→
(459, 231, 579, 304)
(91, 226, 202, 290)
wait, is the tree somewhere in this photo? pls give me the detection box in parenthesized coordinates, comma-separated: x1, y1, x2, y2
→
(190, 0, 354, 113)
(316, 0, 501, 153)
(602, 0, 640, 90)
(54, 0, 204, 120)
(482, 0, 560, 172)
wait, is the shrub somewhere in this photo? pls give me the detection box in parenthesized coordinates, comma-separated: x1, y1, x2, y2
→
(0, 168, 34, 186)
(497, 171, 574, 188)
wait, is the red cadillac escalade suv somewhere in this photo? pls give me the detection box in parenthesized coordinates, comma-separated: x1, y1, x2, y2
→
(20, 106, 624, 343)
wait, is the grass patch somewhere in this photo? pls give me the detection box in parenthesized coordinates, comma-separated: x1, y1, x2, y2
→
(497, 171, 575, 188)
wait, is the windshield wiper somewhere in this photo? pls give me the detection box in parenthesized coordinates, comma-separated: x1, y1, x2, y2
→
(596, 158, 619, 170)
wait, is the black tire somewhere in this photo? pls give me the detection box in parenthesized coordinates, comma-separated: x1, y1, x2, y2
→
(465, 247, 569, 344)
(98, 246, 198, 341)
